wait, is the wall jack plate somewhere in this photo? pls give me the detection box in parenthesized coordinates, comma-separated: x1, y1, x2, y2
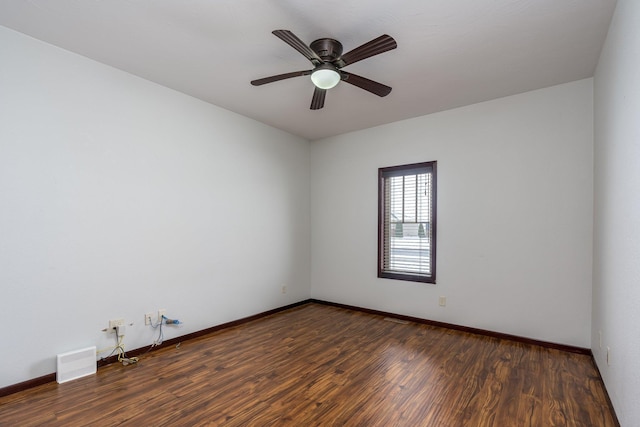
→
(158, 309, 166, 323)
(108, 318, 125, 332)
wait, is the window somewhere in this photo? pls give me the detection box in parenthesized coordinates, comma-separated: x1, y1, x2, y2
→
(378, 161, 437, 283)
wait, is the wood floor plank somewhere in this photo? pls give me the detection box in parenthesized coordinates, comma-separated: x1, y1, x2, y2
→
(0, 303, 618, 426)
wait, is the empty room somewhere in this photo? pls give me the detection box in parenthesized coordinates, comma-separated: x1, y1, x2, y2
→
(0, 0, 638, 425)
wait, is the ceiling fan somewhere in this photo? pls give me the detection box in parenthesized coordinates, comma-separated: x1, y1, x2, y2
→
(251, 30, 397, 110)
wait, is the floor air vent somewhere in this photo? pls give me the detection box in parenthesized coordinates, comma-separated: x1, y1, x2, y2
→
(57, 346, 96, 384)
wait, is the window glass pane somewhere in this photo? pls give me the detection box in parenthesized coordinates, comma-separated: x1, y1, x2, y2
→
(417, 173, 430, 224)
(404, 175, 417, 223)
(389, 176, 403, 222)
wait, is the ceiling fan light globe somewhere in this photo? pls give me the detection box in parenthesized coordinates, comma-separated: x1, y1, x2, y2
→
(311, 68, 340, 89)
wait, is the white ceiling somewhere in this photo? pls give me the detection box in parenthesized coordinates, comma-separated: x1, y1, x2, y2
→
(0, 0, 616, 141)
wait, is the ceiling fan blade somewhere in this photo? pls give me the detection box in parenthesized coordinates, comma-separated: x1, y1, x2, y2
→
(272, 30, 323, 65)
(341, 71, 392, 97)
(310, 87, 326, 110)
(340, 34, 397, 66)
(251, 70, 312, 86)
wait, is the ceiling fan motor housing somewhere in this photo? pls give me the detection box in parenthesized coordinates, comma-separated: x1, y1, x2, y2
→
(310, 38, 343, 63)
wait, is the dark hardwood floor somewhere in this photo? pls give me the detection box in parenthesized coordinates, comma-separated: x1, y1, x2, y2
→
(0, 303, 617, 426)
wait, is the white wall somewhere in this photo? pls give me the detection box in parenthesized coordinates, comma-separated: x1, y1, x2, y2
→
(311, 79, 594, 348)
(593, 0, 640, 424)
(0, 26, 311, 388)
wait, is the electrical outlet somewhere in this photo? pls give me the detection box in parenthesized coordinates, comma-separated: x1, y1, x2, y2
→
(439, 296, 446, 307)
(158, 309, 166, 323)
(145, 313, 153, 325)
(281, 285, 287, 294)
(108, 318, 125, 332)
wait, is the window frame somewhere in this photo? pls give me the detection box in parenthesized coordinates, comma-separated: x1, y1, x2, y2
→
(377, 161, 437, 284)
